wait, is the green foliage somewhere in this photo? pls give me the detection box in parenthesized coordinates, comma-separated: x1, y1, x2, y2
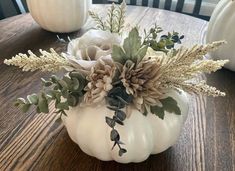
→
(112, 27, 148, 65)
(143, 24, 184, 54)
(15, 71, 86, 117)
(150, 97, 181, 119)
(105, 84, 134, 156)
(112, 45, 126, 64)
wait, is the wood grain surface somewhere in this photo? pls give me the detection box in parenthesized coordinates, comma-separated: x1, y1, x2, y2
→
(0, 5, 234, 171)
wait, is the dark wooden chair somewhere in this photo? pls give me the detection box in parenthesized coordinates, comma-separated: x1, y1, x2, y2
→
(0, 0, 28, 20)
(0, 5, 4, 20)
(92, 0, 209, 20)
(12, 0, 28, 14)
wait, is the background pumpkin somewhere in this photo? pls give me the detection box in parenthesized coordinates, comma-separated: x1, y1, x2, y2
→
(26, 0, 91, 33)
(206, 0, 235, 71)
(62, 90, 189, 163)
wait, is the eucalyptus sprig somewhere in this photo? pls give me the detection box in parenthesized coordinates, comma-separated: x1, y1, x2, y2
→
(15, 72, 87, 118)
(143, 24, 184, 54)
(105, 85, 134, 156)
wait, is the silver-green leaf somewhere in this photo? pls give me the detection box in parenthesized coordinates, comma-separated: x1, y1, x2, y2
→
(150, 97, 181, 120)
(123, 27, 142, 60)
(112, 45, 126, 64)
(38, 93, 49, 113)
(27, 94, 38, 105)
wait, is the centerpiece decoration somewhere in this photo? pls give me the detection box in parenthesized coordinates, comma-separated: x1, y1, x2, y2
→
(4, 1, 228, 163)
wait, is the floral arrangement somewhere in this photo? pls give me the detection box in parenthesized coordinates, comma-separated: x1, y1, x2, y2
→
(4, 1, 228, 157)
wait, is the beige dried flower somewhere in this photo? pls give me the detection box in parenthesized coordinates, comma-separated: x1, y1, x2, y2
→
(4, 48, 73, 72)
(120, 57, 164, 111)
(84, 58, 116, 104)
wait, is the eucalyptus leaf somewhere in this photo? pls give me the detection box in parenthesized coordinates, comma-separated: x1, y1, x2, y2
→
(61, 89, 69, 98)
(115, 110, 126, 121)
(119, 148, 127, 156)
(38, 93, 49, 113)
(150, 105, 165, 119)
(67, 94, 77, 107)
(113, 116, 124, 125)
(17, 98, 26, 104)
(41, 78, 53, 87)
(63, 75, 73, 88)
(56, 101, 69, 110)
(110, 129, 120, 141)
(150, 97, 181, 120)
(107, 105, 119, 111)
(106, 117, 115, 128)
(69, 72, 86, 90)
(116, 96, 129, 105)
(106, 96, 125, 109)
(160, 97, 181, 115)
(72, 77, 80, 91)
(27, 94, 38, 105)
(50, 75, 59, 83)
(21, 104, 31, 113)
(58, 80, 68, 90)
(14, 102, 20, 107)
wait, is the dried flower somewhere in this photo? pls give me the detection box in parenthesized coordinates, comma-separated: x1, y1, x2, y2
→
(120, 57, 164, 111)
(84, 57, 116, 104)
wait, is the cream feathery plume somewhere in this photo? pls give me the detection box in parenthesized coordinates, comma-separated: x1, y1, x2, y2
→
(4, 48, 74, 72)
(158, 41, 228, 96)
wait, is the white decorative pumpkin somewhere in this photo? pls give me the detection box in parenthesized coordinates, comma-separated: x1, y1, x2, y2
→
(206, 0, 235, 71)
(62, 90, 189, 163)
(26, 0, 91, 33)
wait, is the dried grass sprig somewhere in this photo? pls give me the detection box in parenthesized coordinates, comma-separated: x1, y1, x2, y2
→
(89, 0, 126, 33)
(4, 48, 73, 72)
(156, 41, 228, 97)
(107, 3, 116, 33)
(88, 10, 106, 30)
(116, 1, 126, 33)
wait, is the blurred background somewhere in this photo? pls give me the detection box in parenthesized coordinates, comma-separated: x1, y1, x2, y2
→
(0, 0, 220, 20)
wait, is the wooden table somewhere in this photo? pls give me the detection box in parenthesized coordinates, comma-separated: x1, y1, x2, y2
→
(0, 5, 234, 171)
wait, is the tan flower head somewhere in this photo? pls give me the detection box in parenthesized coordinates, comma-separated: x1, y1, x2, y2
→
(120, 56, 165, 111)
(84, 57, 116, 104)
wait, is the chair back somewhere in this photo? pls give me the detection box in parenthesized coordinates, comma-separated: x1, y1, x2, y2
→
(93, 0, 210, 20)
(12, 0, 28, 14)
(0, 5, 4, 20)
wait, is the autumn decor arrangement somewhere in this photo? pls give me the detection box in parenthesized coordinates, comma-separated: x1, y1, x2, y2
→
(4, 1, 228, 163)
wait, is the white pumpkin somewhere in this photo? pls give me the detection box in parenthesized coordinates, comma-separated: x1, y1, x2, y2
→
(206, 0, 235, 71)
(62, 90, 189, 163)
(26, 0, 91, 33)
